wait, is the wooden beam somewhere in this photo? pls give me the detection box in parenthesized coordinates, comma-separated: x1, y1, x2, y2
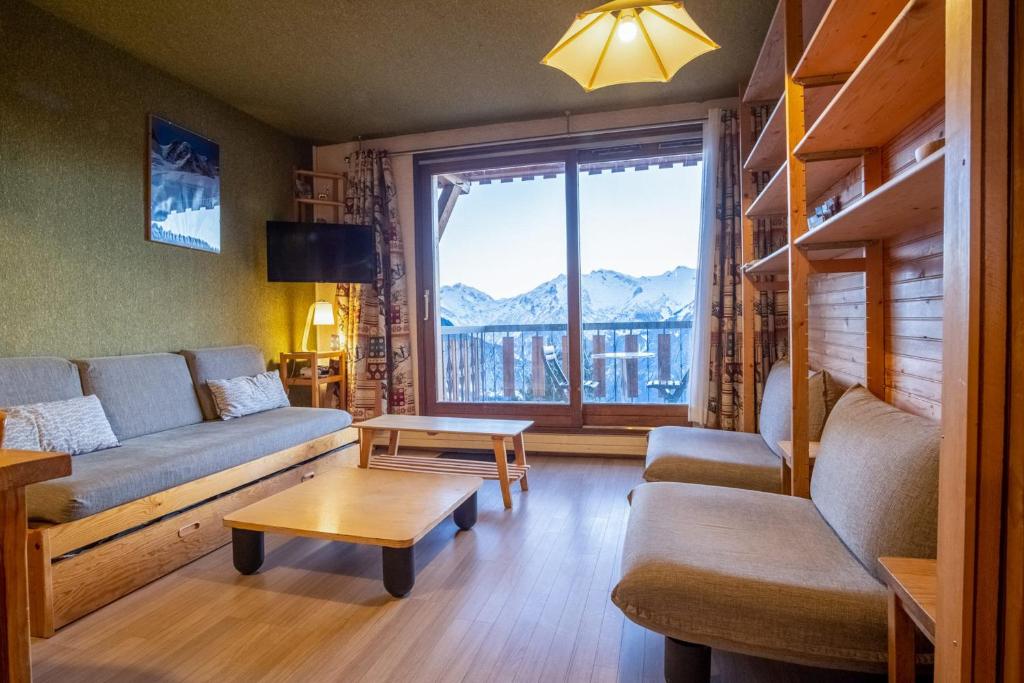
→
(436, 176, 469, 240)
(862, 149, 885, 399)
(936, 0, 1012, 679)
(737, 82, 759, 433)
(783, 0, 811, 498)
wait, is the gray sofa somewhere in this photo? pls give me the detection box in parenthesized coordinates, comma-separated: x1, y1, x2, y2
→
(613, 386, 939, 679)
(643, 359, 841, 492)
(0, 345, 355, 636)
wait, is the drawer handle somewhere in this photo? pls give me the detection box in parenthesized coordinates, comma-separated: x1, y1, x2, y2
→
(301, 472, 316, 482)
(178, 521, 201, 538)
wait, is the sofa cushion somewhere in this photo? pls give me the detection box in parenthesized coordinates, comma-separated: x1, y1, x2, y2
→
(644, 426, 779, 492)
(208, 371, 290, 419)
(1, 395, 119, 455)
(74, 353, 204, 441)
(811, 386, 940, 581)
(180, 345, 266, 420)
(26, 407, 353, 524)
(612, 482, 890, 672)
(0, 357, 83, 407)
(758, 359, 841, 460)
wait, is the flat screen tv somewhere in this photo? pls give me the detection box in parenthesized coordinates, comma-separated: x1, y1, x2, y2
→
(266, 221, 375, 283)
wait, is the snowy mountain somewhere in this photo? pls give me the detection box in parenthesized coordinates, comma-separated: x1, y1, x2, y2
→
(440, 266, 696, 327)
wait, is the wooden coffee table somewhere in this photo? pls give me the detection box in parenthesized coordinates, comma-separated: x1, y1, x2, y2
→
(222, 467, 481, 597)
(352, 415, 534, 509)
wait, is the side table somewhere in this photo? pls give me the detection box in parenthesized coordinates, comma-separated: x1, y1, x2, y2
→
(0, 449, 71, 682)
(280, 351, 346, 409)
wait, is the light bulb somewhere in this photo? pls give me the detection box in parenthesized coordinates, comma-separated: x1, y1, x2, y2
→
(616, 15, 639, 43)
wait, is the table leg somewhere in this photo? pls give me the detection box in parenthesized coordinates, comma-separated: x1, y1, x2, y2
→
(512, 433, 529, 492)
(311, 373, 320, 408)
(1, 488, 31, 683)
(491, 437, 513, 509)
(888, 591, 917, 683)
(232, 529, 264, 575)
(780, 461, 792, 495)
(387, 430, 401, 456)
(453, 493, 478, 531)
(359, 429, 376, 468)
(382, 546, 415, 598)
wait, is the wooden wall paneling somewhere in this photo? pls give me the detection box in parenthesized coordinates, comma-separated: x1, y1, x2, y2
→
(1003, 5, 1023, 678)
(738, 83, 759, 433)
(936, 0, 1011, 679)
(783, 0, 812, 498)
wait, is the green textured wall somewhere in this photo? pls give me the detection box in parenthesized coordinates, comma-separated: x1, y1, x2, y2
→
(0, 1, 313, 362)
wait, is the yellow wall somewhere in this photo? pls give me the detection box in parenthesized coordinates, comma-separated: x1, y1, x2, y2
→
(0, 1, 312, 362)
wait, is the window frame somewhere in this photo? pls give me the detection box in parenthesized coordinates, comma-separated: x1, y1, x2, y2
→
(413, 125, 702, 428)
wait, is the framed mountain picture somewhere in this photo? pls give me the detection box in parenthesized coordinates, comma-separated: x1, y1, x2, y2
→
(146, 115, 221, 253)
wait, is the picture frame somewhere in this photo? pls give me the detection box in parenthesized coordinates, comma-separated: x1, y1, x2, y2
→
(146, 115, 221, 253)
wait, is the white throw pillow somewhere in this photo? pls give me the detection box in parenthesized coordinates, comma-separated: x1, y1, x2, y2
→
(207, 371, 290, 420)
(0, 395, 119, 455)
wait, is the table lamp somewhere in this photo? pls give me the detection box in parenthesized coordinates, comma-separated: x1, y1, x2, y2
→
(301, 300, 336, 352)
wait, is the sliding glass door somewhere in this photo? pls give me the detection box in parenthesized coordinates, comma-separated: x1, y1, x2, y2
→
(415, 131, 702, 427)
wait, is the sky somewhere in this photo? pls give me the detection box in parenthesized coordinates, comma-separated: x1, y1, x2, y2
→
(438, 162, 703, 299)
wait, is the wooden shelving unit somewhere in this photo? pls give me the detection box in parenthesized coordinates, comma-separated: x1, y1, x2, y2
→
(795, 0, 944, 159)
(746, 156, 859, 217)
(796, 149, 944, 246)
(293, 169, 346, 222)
(744, 86, 840, 171)
(793, 0, 908, 85)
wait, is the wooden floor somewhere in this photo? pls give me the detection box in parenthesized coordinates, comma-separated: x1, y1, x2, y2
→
(31, 456, 667, 683)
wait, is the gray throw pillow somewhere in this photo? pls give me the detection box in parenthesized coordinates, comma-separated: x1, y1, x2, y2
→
(0, 394, 119, 455)
(207, 371, 290, 420)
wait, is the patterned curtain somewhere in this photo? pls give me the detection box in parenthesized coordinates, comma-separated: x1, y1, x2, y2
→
(702, 109, 790, 430)
(703, 110, 743, 430)
(335, 150, 416, 420)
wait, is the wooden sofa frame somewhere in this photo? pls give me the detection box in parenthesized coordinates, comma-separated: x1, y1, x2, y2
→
(26, 427, 359, 637)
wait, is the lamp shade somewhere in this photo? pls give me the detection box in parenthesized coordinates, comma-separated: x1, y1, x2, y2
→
(312, 301, 335, 326)
(542, 1, 719, 92)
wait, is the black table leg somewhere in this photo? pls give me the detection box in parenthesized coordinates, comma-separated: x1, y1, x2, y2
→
(453, 492, 478, 531)
(382, 545, 415, 597)
(232, 528, 264, 575)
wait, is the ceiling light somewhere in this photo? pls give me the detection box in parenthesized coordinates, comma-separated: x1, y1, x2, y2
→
(541, 1, 720, 92)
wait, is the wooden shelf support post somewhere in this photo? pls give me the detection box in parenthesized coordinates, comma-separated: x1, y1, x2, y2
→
(783, 0, 811, 498)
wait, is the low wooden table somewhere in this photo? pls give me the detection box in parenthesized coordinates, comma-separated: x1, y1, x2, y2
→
(878, 557, 937, 683)
(222, 468, 481, 598)
(352, 415, 533, 509)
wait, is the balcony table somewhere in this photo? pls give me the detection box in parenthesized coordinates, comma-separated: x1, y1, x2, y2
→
(591, 351, 655, 401)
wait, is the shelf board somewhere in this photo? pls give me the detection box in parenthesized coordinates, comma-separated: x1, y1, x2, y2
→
(743, 0, 784, 103)
(796, 149, 944, 247)
(295, 169, 345, 180)
(794, 0, 944, 160)
(744, 97, 785, 171)
(744, 245, 789, 274)
(746, 156, 860, 218)
(295, 197, 344, 207)
(793, 0, 908, 85)
(745, 86, 842, 171)
(746, 164, 788, 217)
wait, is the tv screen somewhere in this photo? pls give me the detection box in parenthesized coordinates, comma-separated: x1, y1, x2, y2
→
(266, 222, 375, 283)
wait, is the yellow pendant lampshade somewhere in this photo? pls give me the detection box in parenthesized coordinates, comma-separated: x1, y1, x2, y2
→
(542, 1, 720, 92)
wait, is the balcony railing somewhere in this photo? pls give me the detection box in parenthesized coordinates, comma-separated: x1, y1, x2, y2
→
(439, 320, 693, 404)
